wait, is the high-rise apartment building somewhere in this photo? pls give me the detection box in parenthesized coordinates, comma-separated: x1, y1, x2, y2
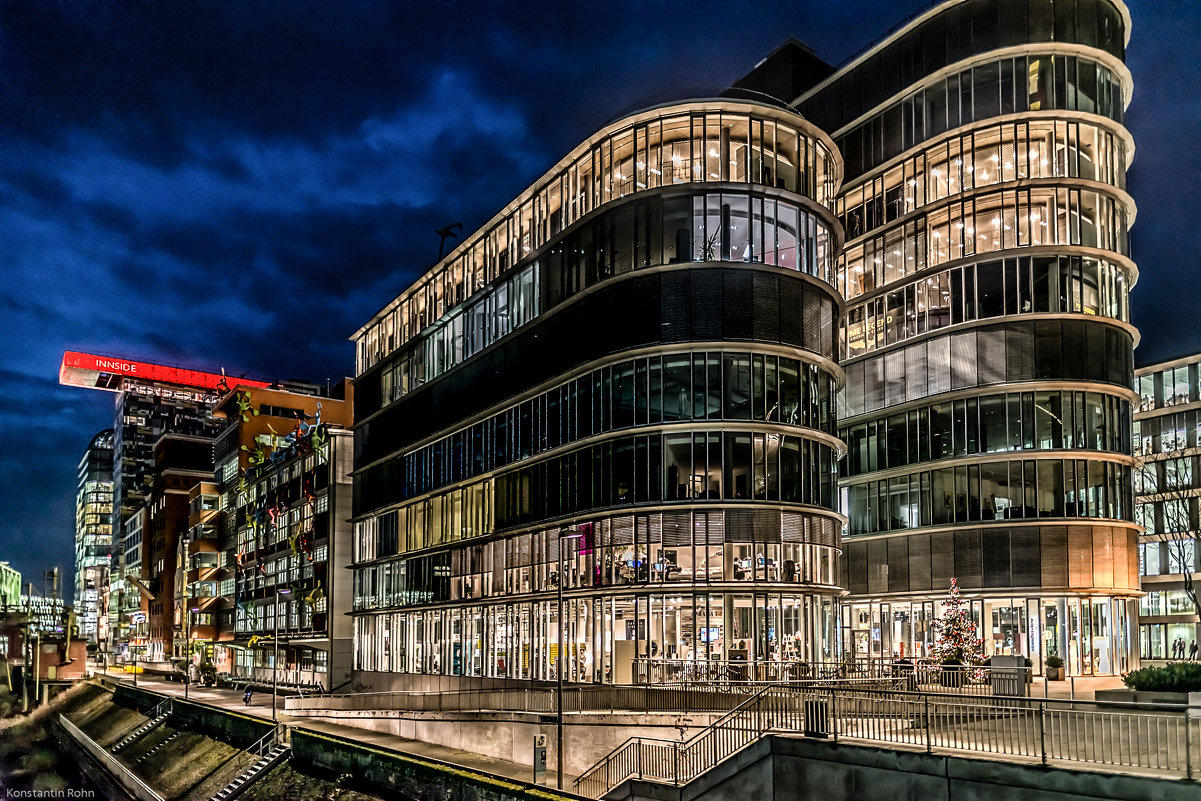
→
(210, 382, 354, 689)
(75, 429, 114, 648)
(60, 351, 270, 658)
(737, 0, 1137, 675)
(1133, 352, 1201, 661)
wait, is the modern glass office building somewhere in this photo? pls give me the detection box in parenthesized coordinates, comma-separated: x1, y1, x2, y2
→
(350, 101, 847, 688)
(75, 429, 114, 647)
(1133, 353, 1201, 661)
(741, 0, 1138, 675)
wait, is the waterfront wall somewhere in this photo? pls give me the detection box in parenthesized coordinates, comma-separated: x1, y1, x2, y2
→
(113, 683, 274, 749)
(292, 726, 582, 800)
(611, 734, 1201, 801)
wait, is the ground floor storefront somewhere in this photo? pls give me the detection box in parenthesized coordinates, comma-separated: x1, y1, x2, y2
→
(354, 590, 839, 684)
(842, 593, 1138, 675)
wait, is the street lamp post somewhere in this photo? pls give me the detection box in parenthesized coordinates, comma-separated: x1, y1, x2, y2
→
(184, 607, 191, 700)
(556, 527, 582, 790)
(184, 580, 191, 700)
(273, 587, 290, 722)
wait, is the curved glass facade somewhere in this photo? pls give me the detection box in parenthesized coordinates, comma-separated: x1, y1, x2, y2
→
(361, 189, 838, 412)
(350, 100, 846, 688)
(355, 103, 839, 374)
(348, 0, 1141, 687)
(809, 0, 1138, 676)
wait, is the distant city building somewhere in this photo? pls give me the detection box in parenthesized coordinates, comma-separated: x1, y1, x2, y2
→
(75, 429, 114, 648)
(210, 382, 354, 690)
(60, 351, 270, 658)
(20, 594, 69, 637)
(0, 562, 20, 611)
(1134, 352, 1201, 660)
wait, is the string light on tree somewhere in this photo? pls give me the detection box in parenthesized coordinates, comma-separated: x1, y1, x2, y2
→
(932, 578, 984, 666)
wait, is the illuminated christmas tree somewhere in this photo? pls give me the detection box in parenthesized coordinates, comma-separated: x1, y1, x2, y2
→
(932, 578, 983, 665)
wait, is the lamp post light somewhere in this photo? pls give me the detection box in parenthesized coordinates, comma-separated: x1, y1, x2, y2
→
(184, 584, 192, 700)
(556, 527, 583, 790)
(273, 587, 290, 722)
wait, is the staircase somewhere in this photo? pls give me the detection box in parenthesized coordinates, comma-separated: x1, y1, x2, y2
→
(111, 698, 172, 754)
(574, 685, 815, 798)
(209, 727, 290, 801)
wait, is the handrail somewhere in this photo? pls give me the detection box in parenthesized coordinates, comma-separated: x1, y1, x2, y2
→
(574, 684, 782, 797)
(58, 714, 166, 801)
(247, 724, 288, 758)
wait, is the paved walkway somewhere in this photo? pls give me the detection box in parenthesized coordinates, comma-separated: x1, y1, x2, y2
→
(96, 669, 574, 791)
(93, 666, 1131, 796)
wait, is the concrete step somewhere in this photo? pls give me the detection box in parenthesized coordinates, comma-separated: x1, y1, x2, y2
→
(110, 712, 170, 753)
(208, 744, 290, 801)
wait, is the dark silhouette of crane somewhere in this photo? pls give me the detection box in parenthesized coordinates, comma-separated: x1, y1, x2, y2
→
(436, 223, 463, 260)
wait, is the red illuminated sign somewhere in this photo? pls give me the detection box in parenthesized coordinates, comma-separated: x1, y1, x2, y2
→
(59, 351, 271, 394)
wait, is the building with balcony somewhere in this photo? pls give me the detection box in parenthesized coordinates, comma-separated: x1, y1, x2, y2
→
(211, 382, 354, 691)
(75, 429, 114, 649)
(733, 0, 1138, 675)
(144, 433, 216, 664)
(1134, 352, 1201, 661)
(349, 100, 845, 690)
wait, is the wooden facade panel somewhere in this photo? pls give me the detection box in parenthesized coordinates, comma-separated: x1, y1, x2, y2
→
(867, 539, 889, 594)
(953, 529, 982, 588)
(908, 534, 932, 592)
(981, 528, 1011, 588)
(1040, 526, 1068, 588)
(847, 540, 867, 595)
(887, 537, 910, 593)
(1010, 527, 1041, 588)
(930, 531, 955, 590)
(1067, 527, 1094, 589)
(1126, 529, 1141, 590)
(1092, 526, 1114, 589)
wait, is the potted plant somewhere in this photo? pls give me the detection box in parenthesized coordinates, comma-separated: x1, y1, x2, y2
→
(1045, 653, 1065, 680)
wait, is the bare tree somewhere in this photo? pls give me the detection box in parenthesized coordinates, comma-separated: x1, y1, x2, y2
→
(1137, 445, 1201, 654)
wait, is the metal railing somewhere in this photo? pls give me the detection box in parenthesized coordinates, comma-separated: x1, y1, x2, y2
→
(248, 723, 289, 758)
(574, 685, 1200, 798)
(58, 714, 166, 801)
(286, 665, 1033, 717)
(631, 657, 1026, 693)
(286, 684, 754, 714)
(148, 697, 173, 720)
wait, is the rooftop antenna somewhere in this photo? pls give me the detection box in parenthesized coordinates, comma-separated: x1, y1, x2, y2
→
(436, 222, 462, 260)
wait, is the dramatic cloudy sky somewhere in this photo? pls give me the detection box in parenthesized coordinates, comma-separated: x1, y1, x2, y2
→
(1, 1, 1197, 596)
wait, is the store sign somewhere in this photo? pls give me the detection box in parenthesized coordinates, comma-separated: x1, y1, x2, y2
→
(59, 350, 271, 394)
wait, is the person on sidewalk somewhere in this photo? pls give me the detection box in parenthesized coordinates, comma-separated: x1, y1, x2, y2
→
(244, 687, 253, 706)
(1192, 640, 1199, 661)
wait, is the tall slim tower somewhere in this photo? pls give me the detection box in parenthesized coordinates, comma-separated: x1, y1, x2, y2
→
(75, 429, 114, 647)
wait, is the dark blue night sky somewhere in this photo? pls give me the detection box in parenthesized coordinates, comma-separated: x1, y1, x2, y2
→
(1, 1, 1196, 594)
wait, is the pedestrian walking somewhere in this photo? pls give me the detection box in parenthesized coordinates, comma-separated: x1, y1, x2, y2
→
(243, 687, 253, 706)
(1192, 640, 1198, 661)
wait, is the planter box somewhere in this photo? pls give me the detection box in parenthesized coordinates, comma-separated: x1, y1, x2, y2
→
(1095, 689, 1201, 706)
(1045, 667, 1064, 681)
